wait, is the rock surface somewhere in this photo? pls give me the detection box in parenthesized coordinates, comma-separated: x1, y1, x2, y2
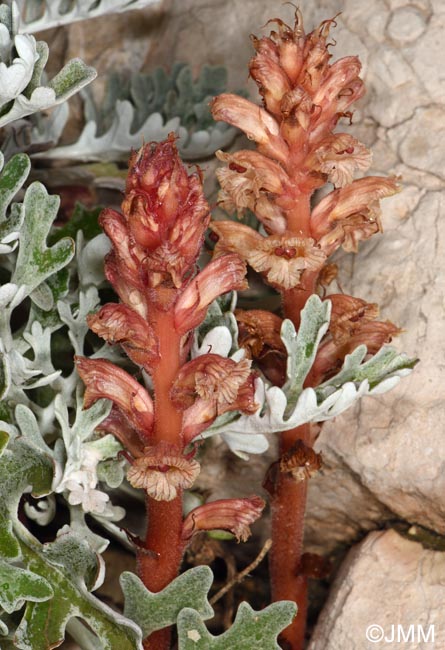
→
(308, 529, 445, 649)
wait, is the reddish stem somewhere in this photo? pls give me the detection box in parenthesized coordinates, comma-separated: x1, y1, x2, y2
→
(270, 424, 310, 650)
(270, 194, 316, 649)
(136, 309, 186, 650)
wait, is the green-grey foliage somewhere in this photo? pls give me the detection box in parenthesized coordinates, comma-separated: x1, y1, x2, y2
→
(35, 65, 241, 162)
(177, 601, 297, 649)
(17, 0, 160, 32)
(201, 295, 416, 457)
(0, 3, 96, 128)
(11, 182, 75, 305)
(121, 566, 214, 638)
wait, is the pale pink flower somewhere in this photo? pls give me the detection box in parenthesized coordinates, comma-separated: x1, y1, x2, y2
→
(174, 254, 247, 335)
(309, 134, 372, 188)
(75, 357, 154, 440)
(211, 221, 326, 290)
(182, 496, 265, 542)
(127, 442, 200, 501)
(212, 94, 289, 163)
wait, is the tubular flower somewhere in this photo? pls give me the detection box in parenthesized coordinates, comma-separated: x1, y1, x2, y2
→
(174, 253, 248, 335)
(96, 406, 144, 458)
(75, 357, 154, 440)
(211, 94, 289, 163)
(127, 442, 200, 502)
(211, 221, 326, 290)
(312, 175, 401, 252)
(307, 134, 372, 188)
(171, 354, 258, 442)
(87, 303, 159, 371)
(182, 496, 265, 542)
(215, 149, 289, 233)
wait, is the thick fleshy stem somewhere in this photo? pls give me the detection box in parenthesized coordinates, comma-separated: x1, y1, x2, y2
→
(137, 309, 186, 650)
(269, 197, 317, 650)
(270, 424, 310, 650)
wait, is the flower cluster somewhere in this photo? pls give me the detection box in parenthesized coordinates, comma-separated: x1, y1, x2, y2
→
(210, 12, 400, 292)
(76, 135, 263, 544)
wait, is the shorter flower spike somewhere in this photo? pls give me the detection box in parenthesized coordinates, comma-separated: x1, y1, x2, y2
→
(127, 442, 200, 501)
(174, 253, 248, 335)
(182, 496, 265, 542)
(75, 357, 154, 441)
(100, 136, 210, 308)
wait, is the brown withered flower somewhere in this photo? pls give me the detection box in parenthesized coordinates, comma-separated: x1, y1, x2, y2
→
(308, 309, 402, 385)
(280, 439, 322, 482)
(236, 309, 287, 385)
(328, 294, 379, 346)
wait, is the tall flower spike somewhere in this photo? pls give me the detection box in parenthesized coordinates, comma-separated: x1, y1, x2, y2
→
(211, 12, 396, 266)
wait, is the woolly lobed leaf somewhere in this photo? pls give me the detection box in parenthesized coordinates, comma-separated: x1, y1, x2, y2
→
(121, 566, 214, 638)
(34, 64, 240, 162)
(177, 601, 297, 649)
(0, 434, 53, 559)
(12, 182, 75, 302)
(281, 295, 330, 413)
(37, 101, 237, 163)
(14, 530, 142, 650)
(0, 3, 96, 128)
(0, 560, 53, 614)
(0, 152, 30, 254)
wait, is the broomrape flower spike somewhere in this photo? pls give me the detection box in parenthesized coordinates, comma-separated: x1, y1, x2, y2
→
(77, 134, 265, 649)
(210, 9, 413, 650)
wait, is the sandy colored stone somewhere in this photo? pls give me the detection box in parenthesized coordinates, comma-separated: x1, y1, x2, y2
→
(308, 530, 445, 650)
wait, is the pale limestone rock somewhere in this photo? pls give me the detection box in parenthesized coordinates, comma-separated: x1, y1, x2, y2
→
(308, 530, 445, 650)
(304, 451, 392, 556)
